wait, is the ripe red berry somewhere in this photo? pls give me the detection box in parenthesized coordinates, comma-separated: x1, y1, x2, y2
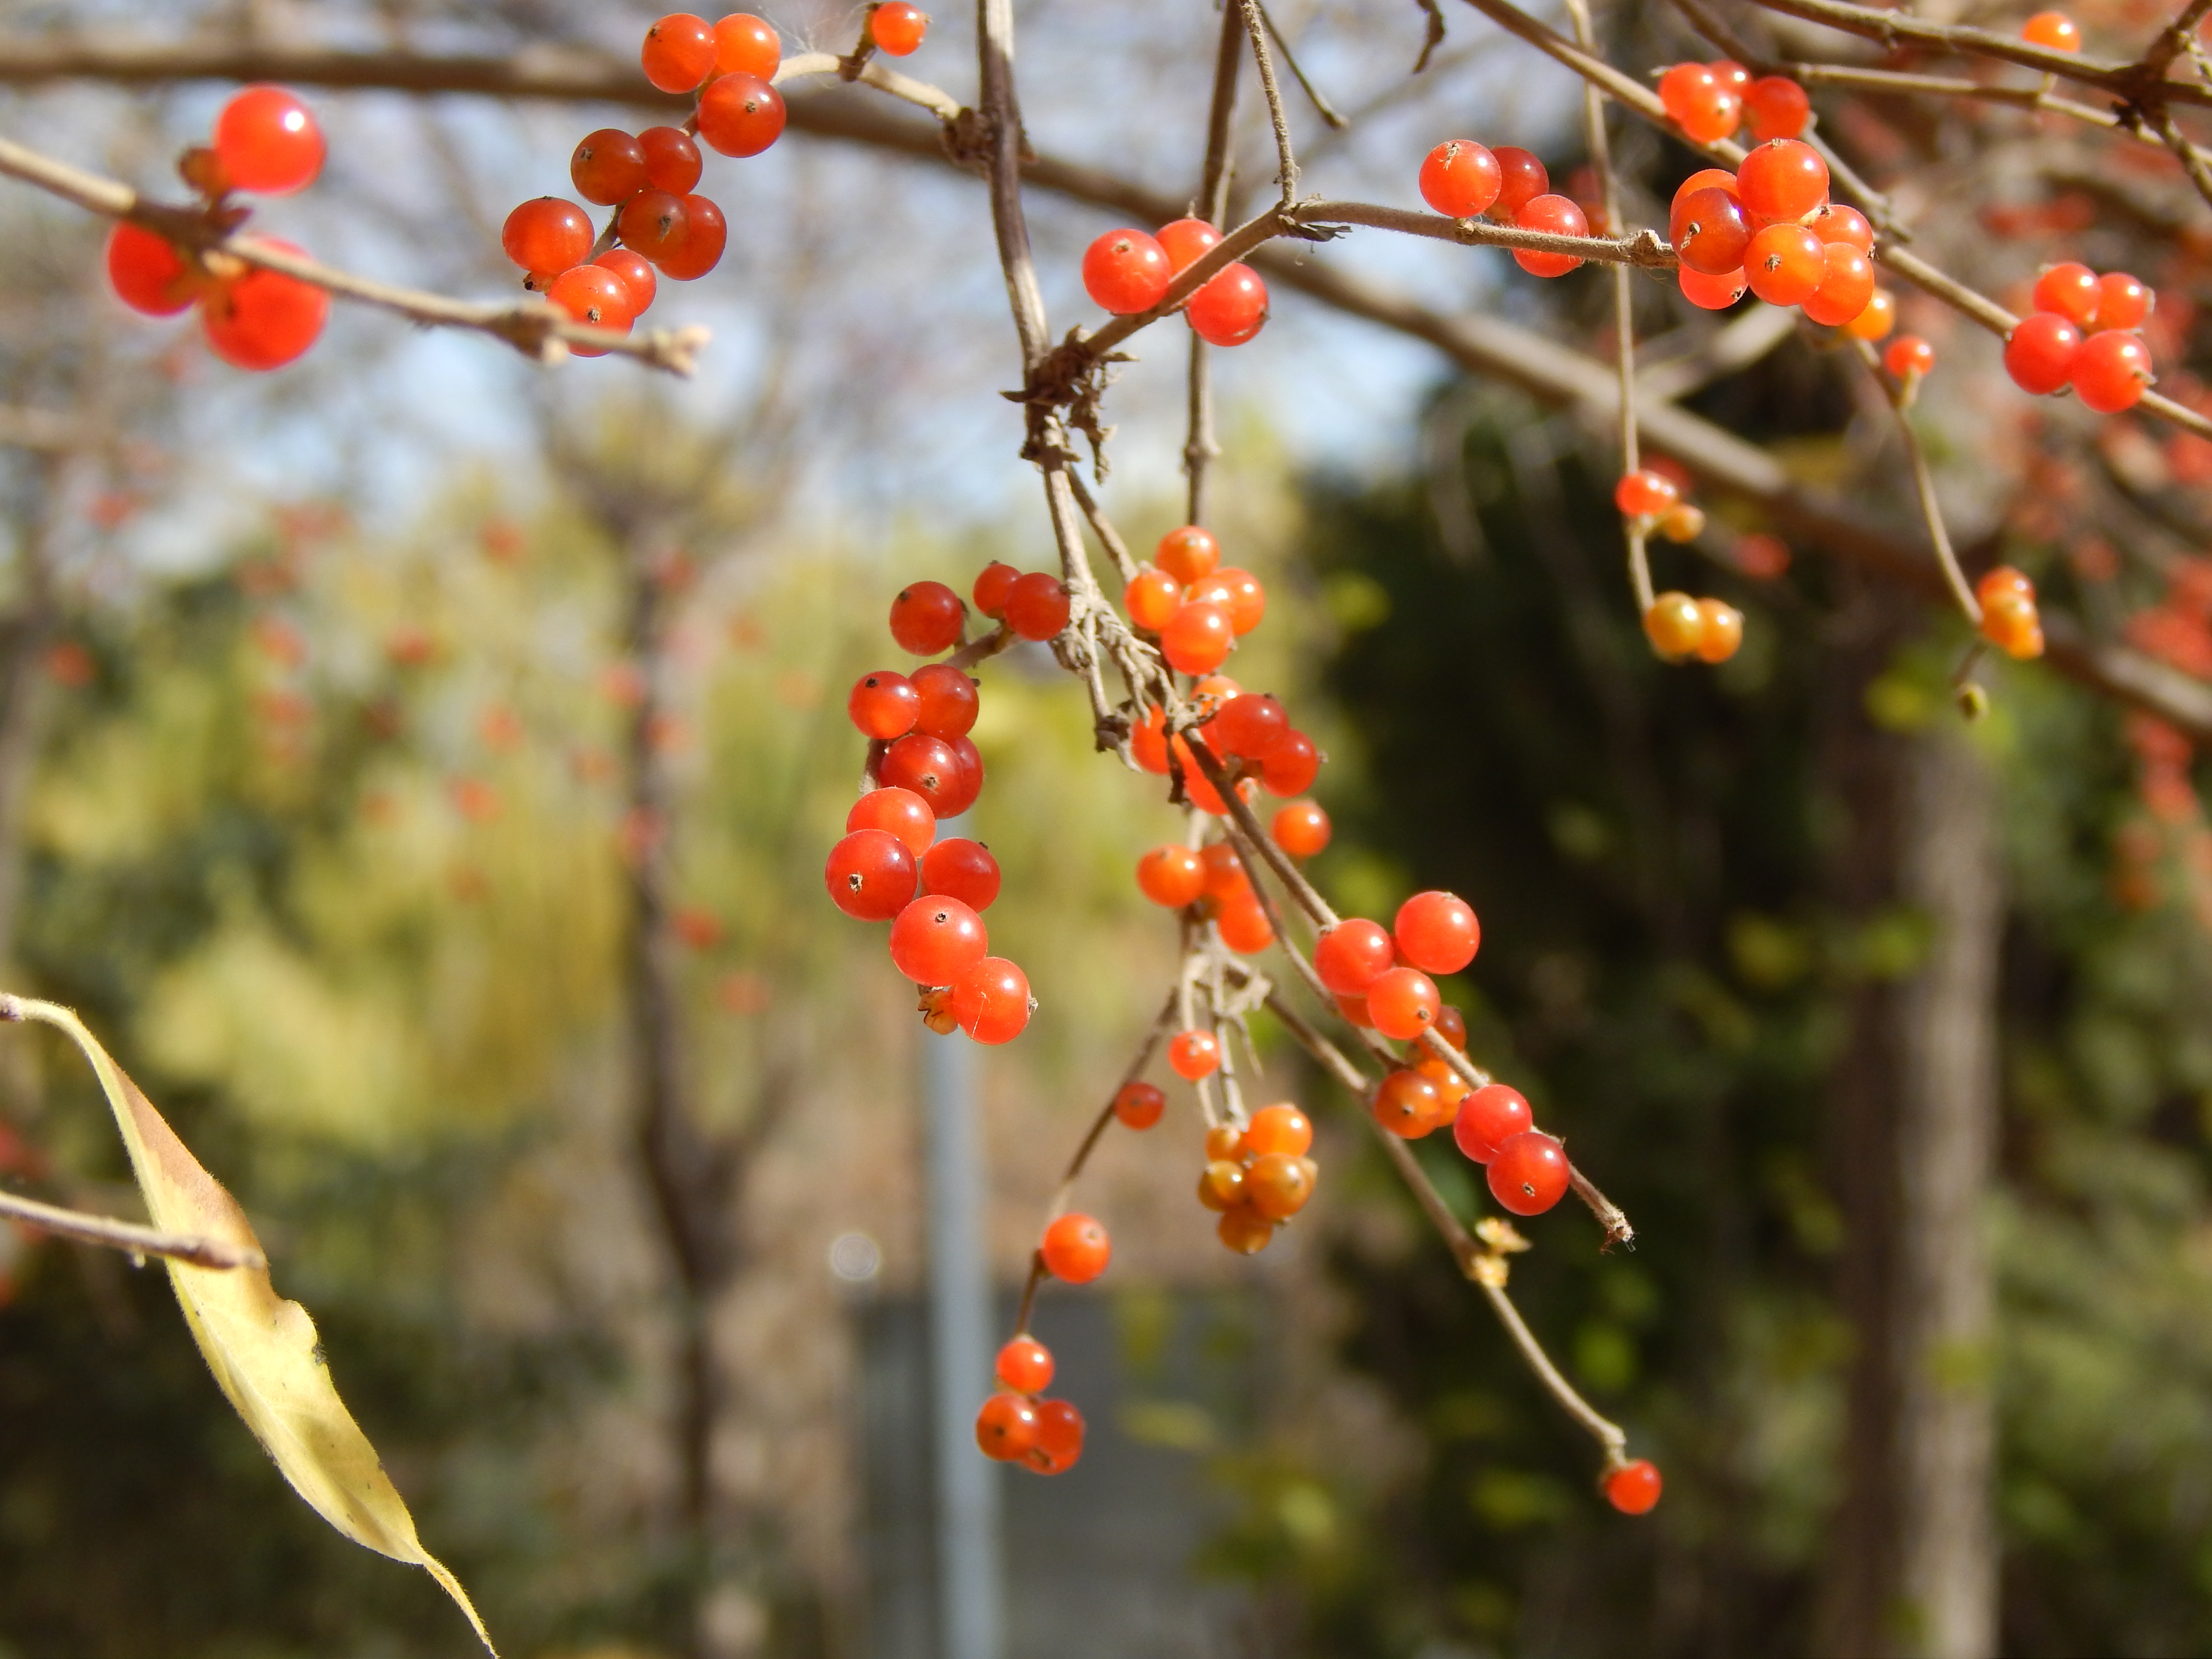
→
(1801, 242, 1875, 327)
(1367, 966, 1441, 1040)
(2094, 271, 2152, 332)
(889, 895, 988, 984)
(872, 0, 930, 55)
(1156, 217, 1222, 275)
(1027, 1397, 1085, 1474)
(1213, 568, 1267, 635)
(972, 561, 1020, 619)
(1671, 167, 1740, 212)
(825, 829, 918, 920)
(549, 264, 636, 333)
(616, 189, 690, 267)
(947, 736, 987, 818)
(697, 72, 785, 157)
(1735, 139, 1829, 225)
(594, 248, 659, 315)
(1004, 572, 1071, 641)
(658, 194, 727, 280)
(503, 198, 592, 274)
(1419, 139, 1503, 218)
(1040, 1212, 1111, 1283)
(1678, 266, 1747, 311)
(1211, 693, 1287, 758)
(951, 955, 1030, 1043)
(1884, 334, 1934, 378)
(1245, 1151, 1316, 1218)
(1673, 187, 1751, 276)
(1712, 59, 1751, 91)
(1434, 1004, 1468, 1050)
(1614, 469, 1680, 517)
(1453, 1083, 1532, 1164)
(1395, 891, 1480, 974)
(1488, 1130, 1571, 1215)
(107, 223, 196, 315)
(1187, 264, 1268, 346)
(1657, 63, 1741, 145)
(712, 12, 781, 76)
(1810, 202, 1873, 251)
(2004, 312, 2082, 395)
(910, 663, 979, 738)
(1373, 1068, 1443, 1137)
(1845, 289, 1895, 340)
(1137, 844, 1206, 907)
(890, 581, 966, 654)
(848, 786, 935, 857)
(1083, 228, 1172, 314)
(2070, 329, 2152, 413)
(2031, 261, 2100, 327)
(1132, 705, 1171, 774)
(200, 250, 329, 371)
(997, 1335, 1054, 1393)
(1216, 894, 1274, 954)
(1247, 1103, 1313, 1156)
(1513, 194, 1588, 277)
(880, 732, 962, 811)
(1743, 223, 1823, 306)
(1314, 918, 1394, 996)
(1490, 146, 1550, 218)
(639, 126, 704, 193)
(1113, 1080, 1166, 1130)
(1260, 730, 1319, 796)
(1605, 1459, 1664, 1515)
(1125, 566, 1181, 630)
(642, 13, 719, 92)
(975, 1391, 1040, 1459)
(1155, 525, 1220, 584)
(1744, 75, 1810, 142)
(1168, 1029, 1220, 1080)
(1271, 799, 1330, 858)
(1161, 601, 1235, 674)
(922, 837, 1000, 911)
(1199, 841, 1250, 903)
(2021, 10, 2080, 50)
(571, 129, 649, 205)
(213, 86, 325, 195)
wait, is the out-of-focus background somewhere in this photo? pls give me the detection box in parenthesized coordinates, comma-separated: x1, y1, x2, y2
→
(2, 0, 2212, 1655)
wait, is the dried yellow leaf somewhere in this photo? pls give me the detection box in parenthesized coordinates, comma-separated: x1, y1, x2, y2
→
(5, 995, 496, 1656)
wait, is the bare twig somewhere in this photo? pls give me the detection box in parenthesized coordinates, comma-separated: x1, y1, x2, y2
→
(1253, 0, 1348, 131)
(1855, 342, 1981, 627)
(1185, 0, 1245, 526)
(0, 1186, 264, 1270)
(1237, 0, 1300, 204)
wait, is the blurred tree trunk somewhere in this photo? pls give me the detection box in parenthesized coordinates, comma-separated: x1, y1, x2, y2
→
(1816, 596, 2000, 1659)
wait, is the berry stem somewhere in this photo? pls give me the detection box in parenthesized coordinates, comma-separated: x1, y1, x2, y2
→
(1235, 0, 1300, 205)
(1183, 0, 1244, 527)
(1856, 337, 1982, 629)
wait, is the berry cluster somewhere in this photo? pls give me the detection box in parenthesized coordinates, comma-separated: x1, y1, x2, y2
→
(1613, 467, 1745, 666)
(1194, 1101, 1319, 1254)
(1081, 219, 1268, 345)
(1669, 141, 1880, 325)
(826, 577, 1034, 1044)
(1976, 565, 2045, 660)
(1656, 58, 1810, 146)
(498, 9, 824, 354)
(2004, 260, 2157, 412)
(106, 85, 332, 370)
(976, 1335, 1085, 1474)
(1417, 137, 1590, 276)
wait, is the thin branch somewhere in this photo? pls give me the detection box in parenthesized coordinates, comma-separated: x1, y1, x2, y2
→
(1855, 341, 1980, 626)
(0, 1186, 265, 1270)
(1065, 470, 1141, 583)
(0, 134, 707, 373)
(1236, 0, 1300, 204)
(1185, 0, 1245, 526)
(1253, 0, 1348, 131)
(1254, 986, 1628, 1456)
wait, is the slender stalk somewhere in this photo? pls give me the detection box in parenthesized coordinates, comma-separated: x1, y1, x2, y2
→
(0, 1186, 264, 1270)
(1857, 341, 1981, 626)
(1185, 0, 1245, 526)
(1236, 0, 1299, 204)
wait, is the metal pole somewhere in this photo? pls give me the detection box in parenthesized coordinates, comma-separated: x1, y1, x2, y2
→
(923, 949, 1005, 1659)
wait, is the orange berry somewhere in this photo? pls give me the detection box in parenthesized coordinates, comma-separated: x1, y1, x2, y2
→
(1137, 844, 1206, 907)
(1845, 289, 1896, 341)
(1155, 524, 1219, 584)
(1373, 1068, 1443, 1138)
(1205, 1124, 1248, 1162)
(1643, 592, 1706, 661)
(1113, 1080, 1166, 1130)
(975, 1391, 1040, 1459)
(2021, 10, 2080, 51)
(1694, 600, 1744, 664)
(1039, 1212, 1110, 1283)
(1272, 799, 1331, 858)
(1245, 1151, 1316, 1219)
(1217, 1206, 1275, 1254)
(1245, 1103, 1313, 1157)
(1197, 1159, 1247, 1211)
(1169, 1029, 1221, 1080)
(1125, 565, 1181, 629)
(995, 1335, 1053, 1393)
